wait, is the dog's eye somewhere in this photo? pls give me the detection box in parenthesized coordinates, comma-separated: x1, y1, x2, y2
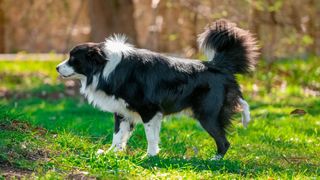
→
(69, 57, 74, 62)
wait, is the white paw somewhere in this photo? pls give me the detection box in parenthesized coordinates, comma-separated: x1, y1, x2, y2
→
(147, 145, 160, 157)
(96, 149, 105, 155)
(242, 113, 251, 128)
(107, 144, 125, 153)
(147, 152, 158, 157)
(212, 154, 223, 161)
(242, 117, 248, 128)
(141, 151, 159, 159)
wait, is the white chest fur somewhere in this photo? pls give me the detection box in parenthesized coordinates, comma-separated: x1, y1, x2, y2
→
(80, 76, 140, 121)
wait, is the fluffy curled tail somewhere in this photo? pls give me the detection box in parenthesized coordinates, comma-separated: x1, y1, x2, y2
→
(198, 19, 259, 74)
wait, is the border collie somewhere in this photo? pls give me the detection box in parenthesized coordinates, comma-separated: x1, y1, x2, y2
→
(56, 20, 258, 160)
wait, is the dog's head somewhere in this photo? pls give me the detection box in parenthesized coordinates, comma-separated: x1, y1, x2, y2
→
(56, 43, 106, 80)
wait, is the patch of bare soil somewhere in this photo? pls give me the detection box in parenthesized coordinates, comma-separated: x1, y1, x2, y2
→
(0, 163, 33, 179)
(0, 121, 51, 178)
(66, 171, 97, 180)
(0, 120, 47, 135)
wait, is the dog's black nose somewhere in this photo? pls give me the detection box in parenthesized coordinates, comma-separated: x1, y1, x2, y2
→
(56, 66, 59, 72)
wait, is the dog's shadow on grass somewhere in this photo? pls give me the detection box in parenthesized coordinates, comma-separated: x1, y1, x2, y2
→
(133, 156, 285, 175)
(135, 156, 245, 174)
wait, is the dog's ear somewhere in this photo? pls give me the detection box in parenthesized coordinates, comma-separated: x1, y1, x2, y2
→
(88, 46, 106, 64)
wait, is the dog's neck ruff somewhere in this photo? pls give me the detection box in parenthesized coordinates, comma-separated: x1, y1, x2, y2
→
(78, 35, 137, 118)
(102, 35, 134, 80)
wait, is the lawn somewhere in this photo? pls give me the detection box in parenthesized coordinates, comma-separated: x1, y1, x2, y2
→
(0, 57, 319, 179)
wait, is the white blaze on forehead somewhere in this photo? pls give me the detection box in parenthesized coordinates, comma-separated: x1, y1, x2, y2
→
(57, 59, 75, 77)
(102, 34, 134, 80)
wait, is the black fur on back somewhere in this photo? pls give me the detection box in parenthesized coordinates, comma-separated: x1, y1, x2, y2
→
(95, 49, 243, 131)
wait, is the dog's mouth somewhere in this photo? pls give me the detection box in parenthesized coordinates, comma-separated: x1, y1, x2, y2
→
(60, 73, 75, 78)
(59, 73, 86, 80)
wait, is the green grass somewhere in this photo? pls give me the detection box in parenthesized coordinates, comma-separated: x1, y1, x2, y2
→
(0, 57, 319, 179)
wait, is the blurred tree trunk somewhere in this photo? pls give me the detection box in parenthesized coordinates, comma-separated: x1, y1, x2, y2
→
(249, 2, 260, 39)
(88, 0, 137, 43)
(0, 0, 5, 53)
(158, 1, 180, 52)
(306, 0, 318, 55)
(134, 0, 153, 49)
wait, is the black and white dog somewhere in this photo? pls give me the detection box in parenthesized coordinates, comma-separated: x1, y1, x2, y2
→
(56, 20, 258, 160)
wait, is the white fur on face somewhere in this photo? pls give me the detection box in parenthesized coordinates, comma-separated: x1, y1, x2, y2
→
(143, 112, 163, 156)
(57, 59, 75, 77)
(239, 98, 251, 128)
(102, 35, 134, 80)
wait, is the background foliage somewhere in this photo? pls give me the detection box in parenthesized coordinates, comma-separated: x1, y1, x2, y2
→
(0, 0, 319, 60)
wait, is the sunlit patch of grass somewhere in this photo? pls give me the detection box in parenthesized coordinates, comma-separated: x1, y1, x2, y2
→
(0, 61, 62, 93)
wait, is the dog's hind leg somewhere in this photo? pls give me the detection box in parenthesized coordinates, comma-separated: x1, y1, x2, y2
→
(239, 98, 250, 128)
(108, 113, 135, 152)
(192, 86, 230, 160)
(143, 112, 163, 156)
(198, 115, 230, 160)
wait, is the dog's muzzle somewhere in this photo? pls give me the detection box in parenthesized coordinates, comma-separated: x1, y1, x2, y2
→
(56, 60, 75, 78)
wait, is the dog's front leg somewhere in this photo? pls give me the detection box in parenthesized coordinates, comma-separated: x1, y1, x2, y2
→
(108, 113, 134, 152)
(143, 112, 162, 156)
